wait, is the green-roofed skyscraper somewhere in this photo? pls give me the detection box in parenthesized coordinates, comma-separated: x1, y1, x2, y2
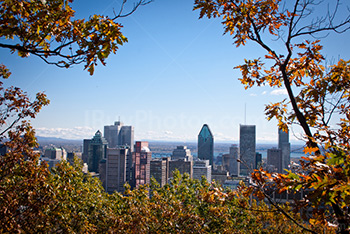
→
(197, 124, 214, 167)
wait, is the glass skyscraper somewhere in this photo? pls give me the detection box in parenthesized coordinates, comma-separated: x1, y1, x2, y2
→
(197, 124, 214, 166)
(88, 130, 108, 173)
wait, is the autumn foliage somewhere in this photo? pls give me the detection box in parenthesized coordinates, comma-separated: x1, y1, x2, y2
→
(2, 159, 328, 233)
(0, 0, 349, 233)
(194, 0, 350, 233)
(0, 0, 132, 74)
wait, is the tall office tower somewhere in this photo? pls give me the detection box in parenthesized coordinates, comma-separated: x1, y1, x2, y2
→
(267, 148, 283, 173)
(104, 121, 122, 148)
(172, 146, 193, 161)
(88, 130, 108, 173)
(82, 139, 91, 163)
(256, 152, 262, 169)
(104, 121, 134, 151)
(198, 124, 214, 166)
(222, 144, 239, 176)
(132, 141, 151, 188)
(193, 159, 212, 182)
(104, 147, 130, 194)
(169, 160, 193, 179)
(239, 125, 256, 177)
(278, 128, 291, 171)
(150, 158, 168, 187)
(119, 125, 134, 152)
(162, 157, 170, 184)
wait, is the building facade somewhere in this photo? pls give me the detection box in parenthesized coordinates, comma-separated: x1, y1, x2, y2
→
(278, 128, 291, 172)
(197, 124, 214, 166)
(82, 139, 91, 164)
(255, 152, 262, 169)
(193, 159, 211, 182)
(172, 145, 193, 161)
(104, 121, 134, 151)
(104, 147, 130, 194)
(267, 148, 283, 173)
(88, 130, 108, 173)
(239, 125, 256, 177)
(169, 160, 193, 179)
(132, 141, 151, 188)
(150, 158, 169, 187)
(222, 144, 239, 176)
(44, 146, 67, 160)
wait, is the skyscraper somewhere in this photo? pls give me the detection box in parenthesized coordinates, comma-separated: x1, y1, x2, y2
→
(255, 152, 262, 169)
(172, 146, 193, 161)
(222, 144, 239, 176)
(88, 130, 108, 173)
(150, 158, 169, 187)
(278, 128, 291, 171)
(119, 125, 134, 151)
(82, 139, 91, 163)
(105, 147, 130, 194)
(132, 141, 151, 188)
(104, 121, 134, 151)
(197, 124, 214, 166)
(267, 148, 283, 173)
(239, 125, 256, 177)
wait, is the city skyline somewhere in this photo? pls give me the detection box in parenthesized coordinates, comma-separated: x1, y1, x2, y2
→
(1, 0, 349, 144)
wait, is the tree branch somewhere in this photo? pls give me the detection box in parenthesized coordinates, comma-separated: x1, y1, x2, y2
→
(253, 178, 318, 234)
(112, 0, 153, 20)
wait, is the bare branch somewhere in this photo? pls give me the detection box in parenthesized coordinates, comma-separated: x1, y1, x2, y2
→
(252, 175, 318, 234)
(291, 0, 350, 38)
(112, 0, 153, 19)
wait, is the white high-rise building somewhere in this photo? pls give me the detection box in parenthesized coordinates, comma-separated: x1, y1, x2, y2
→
(193, 159, 211, 182)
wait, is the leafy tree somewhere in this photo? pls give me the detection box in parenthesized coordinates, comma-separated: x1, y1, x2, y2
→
(0, 0, 344, 232)
(0, 0, 149, 232)
(45, 158, 116, 233)
(0, 73, 50, 231)
(194, 0, 350, 233)
(0, 0, 151, 74)
(108, 171, 316, 233)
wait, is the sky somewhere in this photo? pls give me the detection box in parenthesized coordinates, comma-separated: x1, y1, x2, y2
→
(1, 0, 349, 143)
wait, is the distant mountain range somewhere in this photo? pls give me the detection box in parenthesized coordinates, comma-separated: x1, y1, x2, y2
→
(36, 136, 82, 144)
(36, 136, 305, 155)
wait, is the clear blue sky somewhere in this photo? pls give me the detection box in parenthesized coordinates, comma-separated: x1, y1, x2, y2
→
(1, 0, 349, 143)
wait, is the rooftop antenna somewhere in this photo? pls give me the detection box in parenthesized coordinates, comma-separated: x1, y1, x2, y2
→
(244, 103, 247, 125)
(118, 116, 120, 122)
